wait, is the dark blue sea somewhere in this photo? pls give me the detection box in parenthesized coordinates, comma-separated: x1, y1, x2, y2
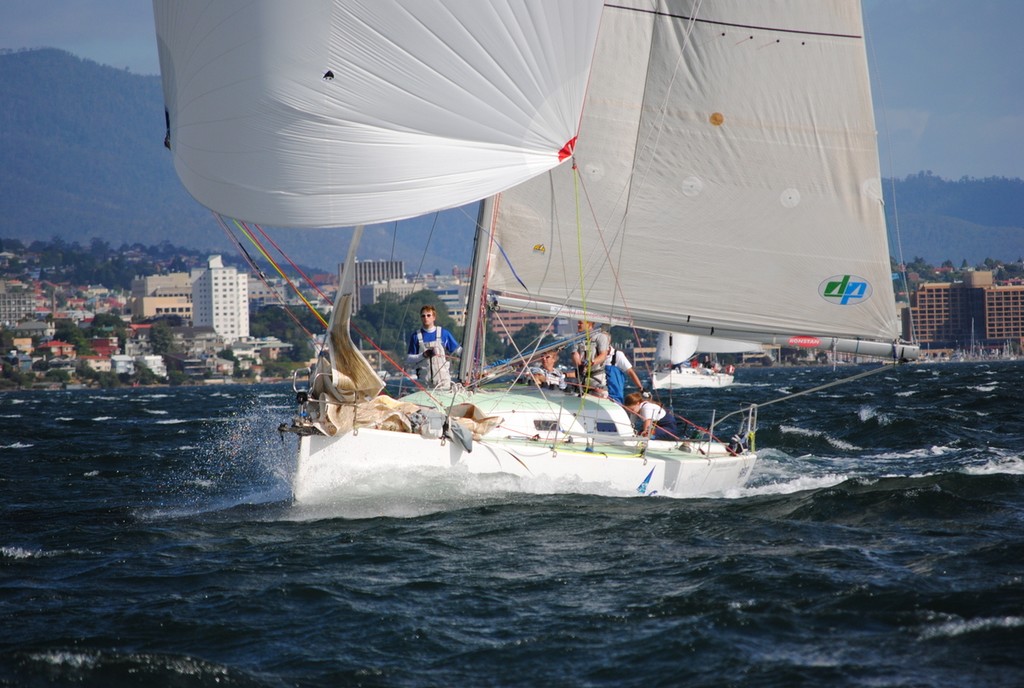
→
(3, 362, 1023, 687)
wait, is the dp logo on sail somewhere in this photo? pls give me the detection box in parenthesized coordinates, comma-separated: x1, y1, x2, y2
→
(820, 274, 871, 305)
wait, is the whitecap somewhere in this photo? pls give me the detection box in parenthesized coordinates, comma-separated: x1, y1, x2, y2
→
(778, 424, 860, 451)
(143, 408, 169, 415)
(919, 615, 1024, 640)
(92, 416, 115, 421)
(84, 470, 99, 477)
(725, 472, 849, 498)
(26, 651, 99, 669)
(870, 446, 956, 460)
(155, 419, 188, 425)
(963, 456, 1024, 476)
(858, 405, 893, 425)
(2, 441, 33, 449)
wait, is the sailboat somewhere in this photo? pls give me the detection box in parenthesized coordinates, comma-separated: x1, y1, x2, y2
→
(649, 332, 761, 390)
(154, 0, 916, 502)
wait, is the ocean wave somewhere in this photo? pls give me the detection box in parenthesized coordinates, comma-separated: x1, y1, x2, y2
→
(858, 405, 894, 425)
(777, 424, 860, 451)
(91, 416, 115, 421)
(970, 384, 998, 393)
(919, 615, 1024, 639)
(143, 408, 169, 415)
(1, 441, 33, 449)
(22, 650, 239, 683)
(869, 446, 957, 460)
(1, 545, 65, 559)
(155, 419, 188, 425)
(963, 456, 1024, 476)
(726, 472, 849, 498)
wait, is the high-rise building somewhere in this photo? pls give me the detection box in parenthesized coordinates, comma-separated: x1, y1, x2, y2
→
(341, 260, 405, 311)
(191, 256, 249, 343)
(0, 280, 34, 326)
(129, 272, 192, 320)
(904, 271, 1024, 350)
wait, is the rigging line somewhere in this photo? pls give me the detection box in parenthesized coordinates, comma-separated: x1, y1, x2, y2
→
(252, 223, 330, 305)
(716, 363, 897, 427)
(572, 168, 657, 381)
(234, 220, 327, 329)
(493, 236, 528, 291)
(397, 211, 443, 360)
(864, 14, 916, 346)
(213, 214, 320, 345)
(572, 161, 595, 393)
(213, 212, 266, 280)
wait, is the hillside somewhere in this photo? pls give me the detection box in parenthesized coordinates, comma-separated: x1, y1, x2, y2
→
(881, 173, 1024, 264)
(1, 48, 1021, 271)
(0, 48, 477, 273)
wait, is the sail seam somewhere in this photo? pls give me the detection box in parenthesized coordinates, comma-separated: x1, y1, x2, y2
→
(603, 4, 862, 39)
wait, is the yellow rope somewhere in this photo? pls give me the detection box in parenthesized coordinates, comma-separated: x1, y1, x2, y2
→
(232, 219, 327, 328)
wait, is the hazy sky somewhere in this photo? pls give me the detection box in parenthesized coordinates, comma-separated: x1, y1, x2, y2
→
(3, 0, 1022, 181)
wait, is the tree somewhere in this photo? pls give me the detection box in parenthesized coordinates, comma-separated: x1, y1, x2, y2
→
(54, 320, 93, 355)
(149, 320, 176, 355)
(90, 312, 129, 342)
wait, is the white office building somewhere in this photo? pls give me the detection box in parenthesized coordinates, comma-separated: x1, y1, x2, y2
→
(191, 255, 249, 344)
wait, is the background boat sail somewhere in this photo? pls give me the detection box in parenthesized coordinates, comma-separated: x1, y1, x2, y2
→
(154, 0, 913, 502)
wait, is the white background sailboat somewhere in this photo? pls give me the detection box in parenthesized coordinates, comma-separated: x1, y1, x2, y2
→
(154, 0, 915, 502)
(650, 332, 762, 389)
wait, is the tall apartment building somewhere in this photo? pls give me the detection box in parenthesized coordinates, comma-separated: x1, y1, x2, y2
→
(904, 271, 1024, 349)
(0, 280, 35, 326)
(191, 256, 249, 343)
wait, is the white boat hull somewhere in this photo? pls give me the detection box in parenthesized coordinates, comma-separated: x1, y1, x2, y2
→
(651, 368, 734, 390)
(292, 389, 755, 502)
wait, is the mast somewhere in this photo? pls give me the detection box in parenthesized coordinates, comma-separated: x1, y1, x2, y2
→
(459, 197, 495, 383)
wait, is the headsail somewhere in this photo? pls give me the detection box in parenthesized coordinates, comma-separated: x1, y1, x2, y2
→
(487, 0, 917, 359)
(154, 0, 603, 228)
(655, 332, 760, 366)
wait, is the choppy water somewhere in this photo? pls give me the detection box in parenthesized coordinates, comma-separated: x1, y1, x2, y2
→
(2, 362, 1023, 687)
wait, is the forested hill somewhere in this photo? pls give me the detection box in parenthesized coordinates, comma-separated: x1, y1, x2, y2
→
(0, 48, 476, 274)
(1, 48, 1021, 271)
(881, 173, 1024, 264)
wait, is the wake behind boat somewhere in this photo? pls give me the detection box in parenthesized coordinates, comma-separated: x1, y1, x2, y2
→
(153, 0, 916, 504)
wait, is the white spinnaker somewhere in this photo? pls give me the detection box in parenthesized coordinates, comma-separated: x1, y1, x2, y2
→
(154, 0, 603, 227)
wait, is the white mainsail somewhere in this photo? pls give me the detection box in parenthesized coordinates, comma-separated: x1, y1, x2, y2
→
(487, 0, 917, 359)
(154, 0, 603, 228)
